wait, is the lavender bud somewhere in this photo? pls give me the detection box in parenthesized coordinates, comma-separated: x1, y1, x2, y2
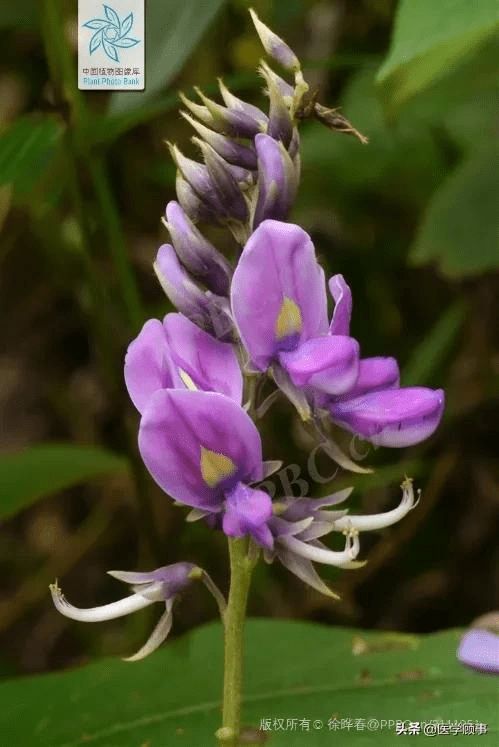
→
(194, 87, 261, 139)
(249, 9, 300, 72)
(175, 171, 217, 224)
(259, 63, 294, 147)
(169, 142, 230, 220)
(253, 133, 298, 228)
(154, 244, 214, 330)
(194, 138, 249, 223)
(258, 60, 294, 102)
(180, 110, 257, 170)
(178, 92, 215, 127)
(218, 78, 269, 128)
(165, 201, 232, 296)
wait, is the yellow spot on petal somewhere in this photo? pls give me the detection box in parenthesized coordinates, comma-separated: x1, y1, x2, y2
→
(200, 446, 236, 487)
(275, 297, 302, 340)
(178, 368, 198, 391)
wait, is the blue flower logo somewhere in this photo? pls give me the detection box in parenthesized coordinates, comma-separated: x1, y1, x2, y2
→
(83, 4, 140, 63)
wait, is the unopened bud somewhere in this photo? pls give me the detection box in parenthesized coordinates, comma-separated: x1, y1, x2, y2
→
(250, 8, 300, 72)
(253, 133, 297, 228)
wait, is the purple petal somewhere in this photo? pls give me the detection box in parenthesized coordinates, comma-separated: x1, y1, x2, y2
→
(253, 133, 298, 228)
(223, 482, 273, 548)
(458, 630, 499, 674)
(279, 335, 360, 395)
(139, 390, 263, 510)
(231, 220, 328, 370)
(329, 274, 352, 336)
(165, 201, 231, 296)
(124, 319, 173, 413)
(337, 356, 400, 399)
(330, 387, 445, 447)
(109, 562, 195, 597)
(163, 313, 242, 403)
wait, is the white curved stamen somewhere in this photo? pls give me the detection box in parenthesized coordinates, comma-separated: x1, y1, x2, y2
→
(280, 532, 360, 568)
(124, 602, 174, 662)
(50, 581, 164, 622)
(329, 480, 417, 532)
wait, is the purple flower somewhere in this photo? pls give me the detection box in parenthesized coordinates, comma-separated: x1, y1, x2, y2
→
(265, 478, 418, 596)
(458, 629, 499, 674)
(124, 312, 243, 413)
(231, 220, 360, 412)
(253, 133, 298, 228)
(323, 274, 445, 447)
(50, 562, 196, 661)
(138, 389, 273, 547)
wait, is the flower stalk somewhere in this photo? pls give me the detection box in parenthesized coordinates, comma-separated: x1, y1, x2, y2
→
(217, 537, 255, 747)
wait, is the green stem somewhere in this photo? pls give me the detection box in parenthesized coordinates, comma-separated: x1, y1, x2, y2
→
(216, 537, 254, 747)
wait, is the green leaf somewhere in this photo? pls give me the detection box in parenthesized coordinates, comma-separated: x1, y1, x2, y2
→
(0, 444, 128, 519)
(377, 0, 499, 115)
(0, 0, 39, 28)
(410, 146, 499, 277)
(108, 0, 226, 115)
(0, 116, 63, 195)
(0, 620, 496, 745)
(402, 302, 466, 386)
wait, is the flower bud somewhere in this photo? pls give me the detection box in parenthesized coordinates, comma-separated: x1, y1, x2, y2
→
(259, 62, 294, 147)
(194, 138, 249, 223)
(165, 201, 232, 296)
(249, 9, 300, 72)
(253, 133, 298, 227)
(218, 78, 268, 128)
(179, 92, 215, 127)
(180, 110, 257, 170)
(258, 60, 294, 102)
(194, 87, 262, 139)
(175, 171, 216, 224)
(154, 243, 214, 330)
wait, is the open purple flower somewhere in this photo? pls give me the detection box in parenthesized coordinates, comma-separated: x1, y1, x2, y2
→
(138, 389, 274, 548)
(231, 219, 360, 416)
(124, 312, 242, 413)
(458, 630, 499, 674)
(321, 275, 445, 447)
(50, 563, 197, 661)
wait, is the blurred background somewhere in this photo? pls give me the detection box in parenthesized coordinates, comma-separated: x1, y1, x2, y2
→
(0, 0, 498, 678)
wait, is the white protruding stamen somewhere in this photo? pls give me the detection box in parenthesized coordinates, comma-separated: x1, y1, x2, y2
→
(49, 582, 163, 622)
(280, 532, 360, 568)
(329, 480, 416, 532)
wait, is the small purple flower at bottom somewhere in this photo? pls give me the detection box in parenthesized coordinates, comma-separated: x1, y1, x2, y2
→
(138, 389, 274, 548)
(50, 562, 197, 661)
(458, 627, 499, 675)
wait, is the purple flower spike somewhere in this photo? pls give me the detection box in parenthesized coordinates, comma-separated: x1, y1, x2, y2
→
(124, 313, 242, 413)
(458, 630, 499, 674)
(231, 220, 328, 370)
(50, 562, 196, 662)
(330, 387, 445, 448)
(253, 133, 298, 228)
(139, 389, 272, 546)
(165, 201, 231, 296)
(250, 9, 300, 72)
